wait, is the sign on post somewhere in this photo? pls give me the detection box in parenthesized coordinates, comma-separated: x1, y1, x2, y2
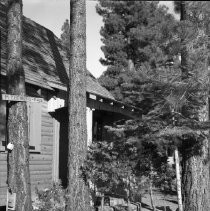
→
(6, 190, 16, 211)
(1, 94, 43, 103)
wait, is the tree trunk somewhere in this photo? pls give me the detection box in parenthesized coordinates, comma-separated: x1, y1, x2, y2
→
(149, 179, 156, 211)
(181, 101, 210, 211)
(66, 0, 91, 210)
(174, 147, 183, 211)
(6, 0, 32, 210)
(126, 177, 132, 211)
(101, 195, 104, 211)
(182, 137, 209, 211)
(180, 1, 189, 80)
(139, 195, 142, 211)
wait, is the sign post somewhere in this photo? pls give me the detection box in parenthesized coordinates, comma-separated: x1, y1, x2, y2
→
(1, 94, 43, 103)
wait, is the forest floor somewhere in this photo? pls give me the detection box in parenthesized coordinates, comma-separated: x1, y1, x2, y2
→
(141, 190, 178, 211)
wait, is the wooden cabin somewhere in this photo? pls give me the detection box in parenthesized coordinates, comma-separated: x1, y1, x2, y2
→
(0, 3, 141, 207)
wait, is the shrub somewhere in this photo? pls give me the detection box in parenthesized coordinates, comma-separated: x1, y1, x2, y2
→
(32, 181, 67, 211)
(114, 205, 128, 211)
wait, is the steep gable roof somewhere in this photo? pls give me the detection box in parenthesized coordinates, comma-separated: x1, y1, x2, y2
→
(0, 3, 114, 100)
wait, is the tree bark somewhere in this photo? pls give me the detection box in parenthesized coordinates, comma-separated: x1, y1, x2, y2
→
(6, 0, 32, 210)
(66, 0, 91, 210)
(182, 136, 209, 211)
(181, 101, 210, 211)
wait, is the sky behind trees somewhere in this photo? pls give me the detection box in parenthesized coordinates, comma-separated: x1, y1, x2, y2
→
(22, 0, 178, 78)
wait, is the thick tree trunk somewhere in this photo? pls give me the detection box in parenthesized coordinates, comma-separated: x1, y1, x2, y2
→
(66, 0, 91, 210)
(182, 100, 210, 211)
(182, 137, 209, 211)
(6, 0, 32, 210)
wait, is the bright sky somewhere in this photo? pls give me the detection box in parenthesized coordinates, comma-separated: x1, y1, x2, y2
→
(22, 1, 178, 78)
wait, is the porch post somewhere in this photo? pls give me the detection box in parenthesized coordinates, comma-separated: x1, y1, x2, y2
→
(86, 107, 93, 146)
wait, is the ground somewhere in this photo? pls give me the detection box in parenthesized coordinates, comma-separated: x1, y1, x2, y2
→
(0, 191, 178, 211)
(97, 190, 178, 211)
(141, 191, 178, 211)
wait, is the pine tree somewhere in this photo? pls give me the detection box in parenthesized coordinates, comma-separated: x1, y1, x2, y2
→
(6, 0, 32, 210)
(175, 2, 210, 210)
(96, 1, 177, 101)
(60, 19, 70, 59)
(84, 2, 210, 207)
(66, 0, 91, 210)
(86, 1, 210, 210)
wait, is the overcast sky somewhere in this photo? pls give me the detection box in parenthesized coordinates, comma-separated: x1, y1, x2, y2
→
(22, 0, 178, 78)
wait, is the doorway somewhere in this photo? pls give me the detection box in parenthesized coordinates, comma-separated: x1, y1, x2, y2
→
(54, 107, 69, 188)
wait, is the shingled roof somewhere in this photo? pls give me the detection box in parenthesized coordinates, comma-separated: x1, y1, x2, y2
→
(0, 3, 114, 100)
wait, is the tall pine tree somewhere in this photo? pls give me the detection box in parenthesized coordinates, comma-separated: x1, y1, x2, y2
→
(88, 2, 210, 210)
(66, 0, 91, 210)
(6, 0, 32, 210)
(174, 2, 210, 210)
(96, 1, 177, 102)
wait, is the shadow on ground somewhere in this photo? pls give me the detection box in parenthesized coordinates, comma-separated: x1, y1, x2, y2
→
(164, 199, 178, 204)
(156, 206, 173, 211)
(141, 202, 152, 210)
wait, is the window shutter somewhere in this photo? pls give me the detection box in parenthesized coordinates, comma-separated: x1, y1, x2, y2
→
(27, 102, 42, 152)
(0, 101, 6, 151)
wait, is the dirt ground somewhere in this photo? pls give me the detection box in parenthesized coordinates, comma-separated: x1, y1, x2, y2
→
(141, 191, 178, 211)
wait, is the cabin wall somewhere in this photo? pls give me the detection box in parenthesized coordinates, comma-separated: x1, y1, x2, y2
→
(0, 80, 56, 206)
(30, 89, 54, 198)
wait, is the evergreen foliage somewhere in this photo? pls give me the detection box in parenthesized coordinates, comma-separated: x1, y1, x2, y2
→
(96, 1, 178, 102)
(172, 2, 210, 210)
(60, 19, 70, 59)
(84, 118, 176, 202)
(84, 1, 210, 206)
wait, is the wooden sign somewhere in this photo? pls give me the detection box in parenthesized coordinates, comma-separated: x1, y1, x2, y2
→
(6, 190, 16, 211)
(1, 94, 43, 103)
